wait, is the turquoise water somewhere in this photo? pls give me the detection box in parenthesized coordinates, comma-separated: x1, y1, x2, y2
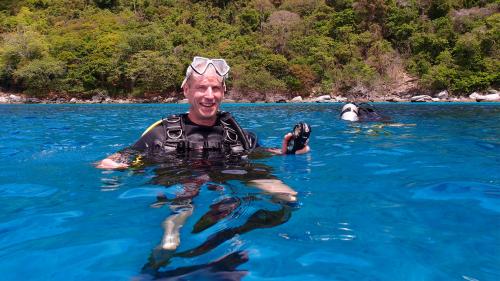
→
(0, 103, 499, 281)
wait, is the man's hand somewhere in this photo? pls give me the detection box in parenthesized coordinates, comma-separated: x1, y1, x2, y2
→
(266, 133, 310, 155)
(96, 153, 129, 169)
(282, 133, 310, 155)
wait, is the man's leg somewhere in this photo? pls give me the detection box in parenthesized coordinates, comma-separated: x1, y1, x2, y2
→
(248, 179, 297, 202)
(161, 202, 194, 250)
(158, 173, 210, 250)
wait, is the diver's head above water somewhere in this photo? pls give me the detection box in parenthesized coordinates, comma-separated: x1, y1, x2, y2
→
(340, 102, 391, 123)
(182, 57, 230, 126)
(340, 103, 359, 122)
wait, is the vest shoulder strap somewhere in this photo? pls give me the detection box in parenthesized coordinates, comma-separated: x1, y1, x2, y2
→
(219, 111, 252, 151)
(141, 119, 164, 137)
(161, 114, 185, 140)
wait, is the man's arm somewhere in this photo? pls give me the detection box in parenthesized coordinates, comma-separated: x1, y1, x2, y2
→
(248, 179, 298, 202)
(96, 121, 165, 169)
(266, 133, 310, 155)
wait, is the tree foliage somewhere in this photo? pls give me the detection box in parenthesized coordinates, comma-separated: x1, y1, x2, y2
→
(0, 0, 498, 97)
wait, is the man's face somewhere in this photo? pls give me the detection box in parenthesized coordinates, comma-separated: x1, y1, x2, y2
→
(183, 66, 224, 124)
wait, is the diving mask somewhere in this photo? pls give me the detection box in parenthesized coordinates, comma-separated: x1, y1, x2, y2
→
(181, 56, 230, 88)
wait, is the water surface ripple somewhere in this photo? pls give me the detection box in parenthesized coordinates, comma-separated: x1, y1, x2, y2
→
(0, 103, 499, 281)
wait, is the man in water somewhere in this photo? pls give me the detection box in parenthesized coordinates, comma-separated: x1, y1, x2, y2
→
(340, 102, 390, 122)
(97, 56, 311, 251)
(98, 56, 310, 168)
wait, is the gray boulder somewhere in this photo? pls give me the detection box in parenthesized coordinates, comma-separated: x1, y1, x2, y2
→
(470, 92, 500, 102)
(91, 91, 109, 103)
(411, 95, 433, 102)
(386, 96, 406, 102)
(436, 90, 449, 99)
(488, 89, 499, 95)
(9, 94, 24, 103)
(481, 93, 500, 101)
(334, 96, 347, 102)
(312, 95, 332, 103)
(116, 99, 130, 104)
(469, 92, 482, 99)
(163, 97, 176, 103)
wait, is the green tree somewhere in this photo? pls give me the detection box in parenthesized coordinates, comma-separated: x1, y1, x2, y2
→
(94, 0, 118, 9)
(232, 65, 286, 94)
(353, 0, 388, 29)
(123, 51, 182, 95)
(385, 4, 419, 51)
(325, 0, 354, 10)
(238, 8, 260, 34)
(453, 33, 483, 70)
(0, 29, 48, 84)
(13, 57, 65, 95)
(427, 0, 452, 19)
(262, 10, 301, 54)
(280, 0, 323, 17)
(422, 50, 457, 91)
(0, 0, 498, 97)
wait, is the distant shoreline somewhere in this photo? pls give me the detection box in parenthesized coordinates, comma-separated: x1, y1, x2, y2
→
(1, 90, 499, 104)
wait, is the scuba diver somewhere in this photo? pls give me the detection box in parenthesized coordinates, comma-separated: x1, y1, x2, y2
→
(340, 102, 415, 138)
(96, 56, 311, 279)
(98, 56, 311, 168)
(340, 102, 390, 122)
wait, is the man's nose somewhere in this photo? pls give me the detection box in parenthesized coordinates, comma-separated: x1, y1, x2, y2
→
(205, 87, 215, 99)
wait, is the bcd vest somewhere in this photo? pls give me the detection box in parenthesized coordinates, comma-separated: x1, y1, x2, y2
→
(158, 112, 254, 155)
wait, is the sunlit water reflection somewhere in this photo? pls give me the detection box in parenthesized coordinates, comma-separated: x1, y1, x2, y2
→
(0, 103, 499, 281)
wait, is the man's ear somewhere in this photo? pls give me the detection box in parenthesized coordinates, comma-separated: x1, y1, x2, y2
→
(182, 84, 189, 98)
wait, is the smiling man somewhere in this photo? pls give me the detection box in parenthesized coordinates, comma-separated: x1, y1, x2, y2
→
(98, 56, 310, 170)
(96, 56, 311, 251)
(182, 58, 225, 126)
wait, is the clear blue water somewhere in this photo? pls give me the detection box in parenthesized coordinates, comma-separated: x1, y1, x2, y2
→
(0, 103, 499, 281)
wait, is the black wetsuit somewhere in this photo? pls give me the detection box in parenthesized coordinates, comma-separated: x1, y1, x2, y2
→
(357, 104, 390, 122)
(124, 112, 274, 189)
(132, 113, 258, 158)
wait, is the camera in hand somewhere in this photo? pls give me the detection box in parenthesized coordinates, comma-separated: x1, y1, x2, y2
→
(287, 122, 311, 154)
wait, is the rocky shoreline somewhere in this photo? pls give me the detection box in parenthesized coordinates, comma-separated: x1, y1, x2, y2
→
(1, 89, 499, 104)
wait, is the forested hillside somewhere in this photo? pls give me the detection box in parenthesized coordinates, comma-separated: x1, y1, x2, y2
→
(0, 0, 498, 99)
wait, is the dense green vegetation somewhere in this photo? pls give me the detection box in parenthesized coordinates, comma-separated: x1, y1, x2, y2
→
(0, 0, 498, 98)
